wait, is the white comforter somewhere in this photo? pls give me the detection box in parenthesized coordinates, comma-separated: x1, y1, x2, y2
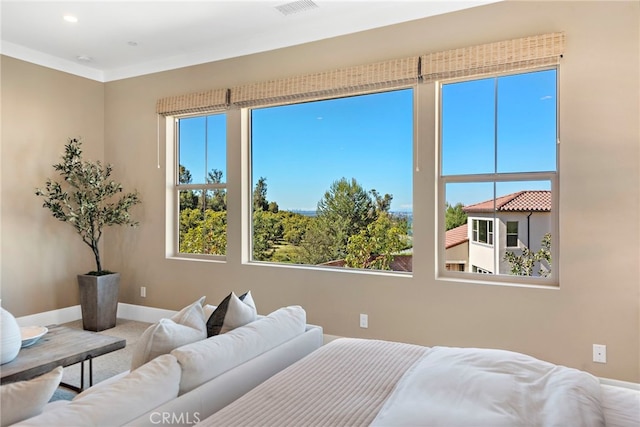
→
(371, 346, 605, 427)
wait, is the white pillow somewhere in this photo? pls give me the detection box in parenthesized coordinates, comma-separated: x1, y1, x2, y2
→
(206, 291, 257, 337)
(130, 297, 206, 370)
(173, 305, 306, 394)
(15, 355, 181, 427)
(0, 366, 63, 427)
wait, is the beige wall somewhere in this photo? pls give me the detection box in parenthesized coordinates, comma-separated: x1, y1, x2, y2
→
(1, 1, 638, 382)
(1, 56, 105, 314)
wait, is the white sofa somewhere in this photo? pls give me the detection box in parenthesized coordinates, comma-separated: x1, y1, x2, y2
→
(12, 305, 323, 427)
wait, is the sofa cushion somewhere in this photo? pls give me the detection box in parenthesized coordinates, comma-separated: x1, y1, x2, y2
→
(206, 291, 257, 337)
(172, 305, 306, 395)
(0, 366, 63, 427)
(15, 354, 181, 427)
(131, 297, 206, 370)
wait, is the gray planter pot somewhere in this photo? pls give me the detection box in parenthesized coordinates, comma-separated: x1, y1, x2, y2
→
(78, 273, 120, 331)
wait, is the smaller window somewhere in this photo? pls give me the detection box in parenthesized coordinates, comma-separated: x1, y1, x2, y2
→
(473, 265, 492, 274)
(506, 221, 519, 248)
(472, 219, 493, 245)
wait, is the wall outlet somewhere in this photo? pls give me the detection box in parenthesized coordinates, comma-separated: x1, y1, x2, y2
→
(359, 313, 368, 329)
(593, 344, 606, 363)
(140, 286, 146, 298)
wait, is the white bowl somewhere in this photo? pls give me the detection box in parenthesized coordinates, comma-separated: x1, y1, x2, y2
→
(20, 326, 48, 348)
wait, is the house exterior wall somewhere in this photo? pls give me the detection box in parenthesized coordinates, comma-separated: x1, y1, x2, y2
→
(445, 241, 469, 272)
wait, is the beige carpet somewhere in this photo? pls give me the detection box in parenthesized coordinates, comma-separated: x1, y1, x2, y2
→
(50, 318, 150, 401)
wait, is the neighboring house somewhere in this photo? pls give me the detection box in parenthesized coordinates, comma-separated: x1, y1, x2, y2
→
(463, 191, 551, 276)
(445, 224, 469, 272)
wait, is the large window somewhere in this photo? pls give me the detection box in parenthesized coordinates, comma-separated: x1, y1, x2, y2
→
(175, 113, 227, 257)
(249, 89, 414, 272)
(440, 69, 557, 282)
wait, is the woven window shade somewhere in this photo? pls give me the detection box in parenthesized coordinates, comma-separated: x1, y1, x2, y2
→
(420, 32, 565, 82)
(230, 57, 419, 108)
(156, 88, 229, 116)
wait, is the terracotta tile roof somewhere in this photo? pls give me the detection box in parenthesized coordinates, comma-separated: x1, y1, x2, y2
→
(445, 223, 468, 249)
(463, 190, 551, 213)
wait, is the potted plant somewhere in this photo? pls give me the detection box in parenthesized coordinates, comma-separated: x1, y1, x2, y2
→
(36, 137, 141, 331)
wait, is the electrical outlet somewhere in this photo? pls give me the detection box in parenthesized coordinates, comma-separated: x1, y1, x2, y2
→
(359, 313, 368, 329)
(140, 286, 146, 298)
(593, 344, 606, 363)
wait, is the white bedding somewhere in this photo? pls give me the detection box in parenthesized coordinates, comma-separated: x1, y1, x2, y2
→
(371, 346, 604, 427)
(198, 338, 620, 427)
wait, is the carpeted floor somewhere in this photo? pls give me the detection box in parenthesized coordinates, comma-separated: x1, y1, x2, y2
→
(50, 318, 150, 401)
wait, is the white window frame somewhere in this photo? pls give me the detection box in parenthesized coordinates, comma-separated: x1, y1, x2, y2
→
(472, 219, 494, 246)
(436, 67, 559, 287)
(166, 112, 228, 261)
(506, 220, 519, 248)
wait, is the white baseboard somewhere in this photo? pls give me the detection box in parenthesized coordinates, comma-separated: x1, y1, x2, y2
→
(15, 305, 82, 327)
(15, 303, 177, 327)
(116, 303, 176, 323)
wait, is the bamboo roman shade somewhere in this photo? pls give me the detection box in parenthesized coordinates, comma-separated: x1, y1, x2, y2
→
(156, 32, 564, 114)
(420, 32, 565, 82)
(230, 57, 419, 108)
(156, 88, 229, 116)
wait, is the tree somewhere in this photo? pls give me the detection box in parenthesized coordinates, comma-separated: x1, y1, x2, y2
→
(178, 165, 198, 210)
(35, 137, 141, 273)
(206, 168, 226, 212)
(345, 212, 409, 270)
(314, 178, 377, 260)
(445, 202, 467, 230)
(253, 177, 269, 212)
(504, 233, 551, 277)
(252, 210, 283, 260)
(179, 210, 226, 255)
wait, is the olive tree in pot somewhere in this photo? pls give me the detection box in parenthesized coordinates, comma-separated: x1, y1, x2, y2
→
(36, 137, 141, 331)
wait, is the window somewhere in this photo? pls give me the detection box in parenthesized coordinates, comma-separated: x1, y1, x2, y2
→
(175, 113, 227, 257)
(472, 219, 493, 245)
(506, 221, 519, 248)
(440, 69, 557, 282)
(249, 89, 413, 272)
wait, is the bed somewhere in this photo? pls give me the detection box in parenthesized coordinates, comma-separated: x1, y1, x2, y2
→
(198, 338, 640, 427)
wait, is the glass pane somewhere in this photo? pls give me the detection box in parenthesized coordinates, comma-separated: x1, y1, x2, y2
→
(178, 117, 206, 184)
(497, 70, 557, 173)
(441, 78, 495, 176)
(179, 114, 226, 184)
(443, 180, 552, 279)
(179, 190, 226, 256)
(206, 114, 227, 183)
(251, 89, 413, 272)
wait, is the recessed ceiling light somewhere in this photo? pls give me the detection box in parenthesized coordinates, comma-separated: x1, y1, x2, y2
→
(63, 15, 78, 23)
(76, 55, 92, 62)
(127, 41, 138, 47)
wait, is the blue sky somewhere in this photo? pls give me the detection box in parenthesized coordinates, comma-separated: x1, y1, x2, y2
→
(179, 69, 556, 211)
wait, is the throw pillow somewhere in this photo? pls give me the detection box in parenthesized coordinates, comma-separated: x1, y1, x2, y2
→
(17, 355, 181, 426)
(130, 296, 206, 370)
(0, 366, 63, 427)
(206, 291, 257, 337)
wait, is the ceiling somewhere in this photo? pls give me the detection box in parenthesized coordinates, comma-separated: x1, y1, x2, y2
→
(0, 1, 498, 82)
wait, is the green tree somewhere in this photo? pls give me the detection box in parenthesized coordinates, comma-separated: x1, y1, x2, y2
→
(252, 210, 283, 260)
(178, 165, 198, 210)
(253, 177, 269, 212)
(504, 233, 551, 277)
(445, 202, 467, 230)
(314, 178, 377, 260)
(179, 210, 226, 255)
(206, 168, 226, 212)
(345, 212, 409, 270)
(281, 212, 312, 245)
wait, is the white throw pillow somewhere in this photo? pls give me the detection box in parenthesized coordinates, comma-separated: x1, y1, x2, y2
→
(206, 291, 257, 337)
(0, 366, 63, 427)
(173, 305, 306, 395)
(15, 354, 181, 427)
(130, 296, 206, 370)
